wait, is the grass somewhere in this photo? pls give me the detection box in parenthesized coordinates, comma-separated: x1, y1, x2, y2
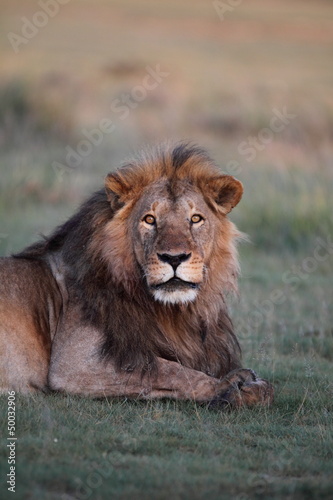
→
(0, 378, 332, 499)
(1, 0, 333, 498)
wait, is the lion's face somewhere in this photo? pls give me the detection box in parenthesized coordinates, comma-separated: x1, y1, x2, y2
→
(104, 147, 243, 305)
(130, 180, 216, 305)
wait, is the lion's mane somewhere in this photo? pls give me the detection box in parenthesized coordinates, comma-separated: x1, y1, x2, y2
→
(16, 144, 242, 378)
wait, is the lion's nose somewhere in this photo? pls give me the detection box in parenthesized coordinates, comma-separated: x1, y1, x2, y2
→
(157, 252, 191, 271)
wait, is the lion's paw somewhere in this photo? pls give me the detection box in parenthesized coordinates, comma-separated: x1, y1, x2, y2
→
(208, 368, 274, 409)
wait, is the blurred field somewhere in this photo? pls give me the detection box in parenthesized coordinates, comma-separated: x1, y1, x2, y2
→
(0, 0, 333, 499)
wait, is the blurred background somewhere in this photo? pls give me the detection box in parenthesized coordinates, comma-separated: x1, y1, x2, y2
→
(0, 0, 332, 257)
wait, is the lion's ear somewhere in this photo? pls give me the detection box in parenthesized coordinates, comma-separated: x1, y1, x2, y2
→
(105, 173, 131, 210)
(204, 175, 243, 214)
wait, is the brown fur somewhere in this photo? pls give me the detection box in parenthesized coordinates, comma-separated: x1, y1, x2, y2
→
(0, 144, 273, 407)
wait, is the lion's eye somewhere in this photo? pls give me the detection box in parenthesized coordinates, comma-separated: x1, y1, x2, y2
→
(191, 214, 203, 224)
(143, 215, 156, 225)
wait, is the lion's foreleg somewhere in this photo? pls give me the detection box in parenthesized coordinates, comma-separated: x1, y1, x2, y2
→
(208, 368, 274, 409)
(49, 354, 223, 401)
(49, 341, 274, 404)
(48, 318, 273, 405)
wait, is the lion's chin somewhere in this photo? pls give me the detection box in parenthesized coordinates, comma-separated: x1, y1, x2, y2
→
(150, 276, 200, 304)
(151, 279, 199, 305)
(152, 288, 198, 305)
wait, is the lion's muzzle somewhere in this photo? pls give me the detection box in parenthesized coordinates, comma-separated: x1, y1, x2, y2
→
(147, 252, 203, 305)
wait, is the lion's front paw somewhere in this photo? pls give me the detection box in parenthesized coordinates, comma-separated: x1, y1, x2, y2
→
(208, 368, 274, 409)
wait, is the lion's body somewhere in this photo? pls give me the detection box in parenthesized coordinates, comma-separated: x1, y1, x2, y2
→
(0, 145, 273, 407)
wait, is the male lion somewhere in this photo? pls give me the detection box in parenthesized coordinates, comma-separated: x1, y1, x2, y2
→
(0, 144, 273, 407)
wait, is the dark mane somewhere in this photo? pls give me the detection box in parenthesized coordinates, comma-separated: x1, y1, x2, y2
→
(14, 189, 110, 260)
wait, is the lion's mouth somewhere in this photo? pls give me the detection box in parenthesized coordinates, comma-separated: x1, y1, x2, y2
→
(151, 277, 199, 291)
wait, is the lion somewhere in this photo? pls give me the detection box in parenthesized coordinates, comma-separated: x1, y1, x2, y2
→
(0, 144, 273, 407)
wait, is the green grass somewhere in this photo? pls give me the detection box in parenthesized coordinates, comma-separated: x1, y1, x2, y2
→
(232, 167, 333, 252)
(0, 375, 332, 500)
